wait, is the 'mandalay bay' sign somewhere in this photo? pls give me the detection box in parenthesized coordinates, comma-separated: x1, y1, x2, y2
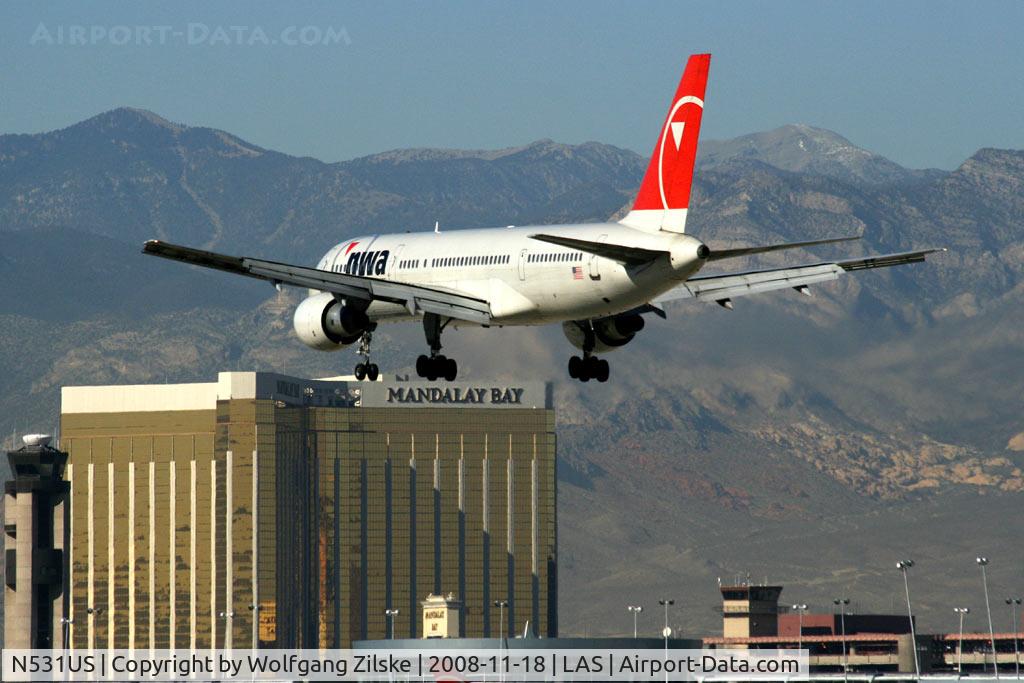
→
(388, 386, 523, 404)
(359, 381, 550, 409)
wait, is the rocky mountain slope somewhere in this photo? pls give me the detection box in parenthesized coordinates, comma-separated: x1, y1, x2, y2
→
(697, 124, 946, 186)
(1, 110, 1022, 637)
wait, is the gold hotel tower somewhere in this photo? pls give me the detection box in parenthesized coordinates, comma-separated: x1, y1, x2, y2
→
(60, 372, 556, 649)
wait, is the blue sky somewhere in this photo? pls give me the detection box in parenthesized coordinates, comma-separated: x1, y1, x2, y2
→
(1, 1, 1021, 169)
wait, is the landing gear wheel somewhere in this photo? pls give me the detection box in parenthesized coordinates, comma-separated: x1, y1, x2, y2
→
(427, 355, 444, 381)
(354, 329, 378, 381)
(417, 313, 459, 381)
(443, 357, 458, 381)
(569, 354, 609, 383)
(579, 356, 593, 382)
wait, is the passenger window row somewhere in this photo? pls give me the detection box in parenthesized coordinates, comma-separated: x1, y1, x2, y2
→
(430, 254, 510, 268)
(527, 252, 582, 263)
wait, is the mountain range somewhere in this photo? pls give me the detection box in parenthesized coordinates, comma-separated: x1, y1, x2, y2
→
(1, 109, 1022, 639)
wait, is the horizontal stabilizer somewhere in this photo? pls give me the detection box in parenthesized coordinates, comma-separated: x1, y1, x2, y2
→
(528, 234, 668, 265)
(705, 236, 860, 261)
(656, 247, 945, 305)
(837, 250, 939, 271)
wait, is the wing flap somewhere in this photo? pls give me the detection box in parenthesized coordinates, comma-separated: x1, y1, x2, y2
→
(143, 240, 492, 324)
(528, 233, 668, 265)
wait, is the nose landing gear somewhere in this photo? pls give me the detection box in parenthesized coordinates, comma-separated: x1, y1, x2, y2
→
(416, 313, 458, 381)
(353, 330, 379, 381)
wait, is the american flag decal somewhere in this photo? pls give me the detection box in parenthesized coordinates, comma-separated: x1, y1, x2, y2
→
(572, 266, 584, 280)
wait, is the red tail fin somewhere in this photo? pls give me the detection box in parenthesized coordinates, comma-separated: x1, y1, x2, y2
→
(620, 53, 710, 234)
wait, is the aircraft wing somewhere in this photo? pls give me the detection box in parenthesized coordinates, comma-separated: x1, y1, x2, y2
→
(655, 248, 945, 306)
(142, 240, 492, 324)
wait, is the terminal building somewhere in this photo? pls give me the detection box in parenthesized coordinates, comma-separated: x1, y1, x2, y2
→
(707, 582, 1024, 675)
(59, 372, 556, 649)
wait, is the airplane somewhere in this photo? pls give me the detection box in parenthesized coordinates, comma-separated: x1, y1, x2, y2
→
(143, 53, 942, 383)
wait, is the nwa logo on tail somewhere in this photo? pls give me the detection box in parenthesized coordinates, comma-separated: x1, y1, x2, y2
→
(341, 241, 390, 276)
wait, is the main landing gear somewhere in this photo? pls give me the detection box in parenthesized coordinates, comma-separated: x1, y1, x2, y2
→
(353, 329, 379, 381)
(567, 320, 610, 382)
(416, 313, 458, 381)
(568, 354, 609, 382)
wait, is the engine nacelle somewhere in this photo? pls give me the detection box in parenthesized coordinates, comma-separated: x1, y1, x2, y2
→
(562, 314, 645, 353)
(293, 292, 369, 351)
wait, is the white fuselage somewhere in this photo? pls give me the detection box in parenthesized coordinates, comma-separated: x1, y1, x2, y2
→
(313, 222, 707, 326)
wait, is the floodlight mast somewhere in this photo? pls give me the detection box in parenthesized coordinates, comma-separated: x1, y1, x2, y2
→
(627, 605, 644, 639)
(954, 607, 970, 674)
(896, 560, 920, 679)
(977, 557, 999, 679)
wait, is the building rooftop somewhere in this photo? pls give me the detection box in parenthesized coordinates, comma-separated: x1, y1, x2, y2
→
(61, 371, 552, 413)
(705, 634, 910, 644)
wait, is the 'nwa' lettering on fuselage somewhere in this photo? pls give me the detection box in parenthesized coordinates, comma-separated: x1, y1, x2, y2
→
(344, 250, 390, 276)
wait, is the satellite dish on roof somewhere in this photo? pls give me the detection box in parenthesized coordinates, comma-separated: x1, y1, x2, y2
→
(23, 434, 52, 447)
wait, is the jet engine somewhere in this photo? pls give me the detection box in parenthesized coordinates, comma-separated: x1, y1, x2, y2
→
(293, 292, 370, 351)
(561, 313, 645, 353)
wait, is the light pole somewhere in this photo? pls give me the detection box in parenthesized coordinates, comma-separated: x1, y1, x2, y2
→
(385, 609, 400, 640)
(896, 560, 920, 680)
(954, 607, 970, 674)
(834, 598, 850, 677)
(60, 617, 74, 650)
(494, 600, 509, 683)
(659, 599, 674, 639)
(628, 605, 644, 639)
(1006, 598, 1021, 679)
(219, 611, 236, 650)
(791, 604, 808, 651)
(659, 599, 674, 683)
(494, 600, 509, 642)
(978, 557, 999, 679)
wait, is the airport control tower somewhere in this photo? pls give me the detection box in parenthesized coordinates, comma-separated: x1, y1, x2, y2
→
(3, 434, 71, 649)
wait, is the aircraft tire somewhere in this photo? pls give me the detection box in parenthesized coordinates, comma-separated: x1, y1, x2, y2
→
(367, 363, 379, 381)
(416, 354, 430, 377)
(595, 359, 610, 383)
(428, 355, 446, 381)
(568, 356, 582, 379)
(354, 363, 367, 380)
(578, 357, 592, 382)
(443, 358, 458, 381)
